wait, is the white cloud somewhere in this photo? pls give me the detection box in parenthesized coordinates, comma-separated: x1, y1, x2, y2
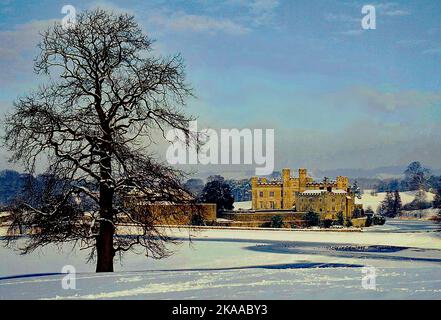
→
(331, 86, 441, 112)
(396, 39, 427, 47)
(324, 13, 359, 23)
(220, 0, 280, 27)
(148, 12, 250, 35)
(383, 9, 410, 16)
(87, 1, 134, 15)
(337, 29, 365, 36)
(422, 47, 441, 55)
(0, 19, 54, 58)
(0, 19, 55, 86)
(145, 0, 280, 36)
(376, 2, 410, 16)
(248, 0, 279, 25)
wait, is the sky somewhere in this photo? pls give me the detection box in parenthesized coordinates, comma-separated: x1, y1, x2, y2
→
(0, 0, 440, 176)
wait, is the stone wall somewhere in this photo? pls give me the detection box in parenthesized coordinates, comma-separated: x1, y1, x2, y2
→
(219, 211, 305, 222)
(124, 203, 217, 225)
(351, 217, 367, 227)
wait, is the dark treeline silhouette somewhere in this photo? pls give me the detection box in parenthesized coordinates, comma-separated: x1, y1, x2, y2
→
(376, 162, 440, 192)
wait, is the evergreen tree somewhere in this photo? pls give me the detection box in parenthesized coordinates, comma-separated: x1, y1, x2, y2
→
(378, 191, 395, 217)
(336, 212, 344, 225)
(392, 190, 402, 217)
(352, 207, 363, 218)
(270, 215, 284, 228)
(199, 179, 234, 213)
(304, 211, 320, 227)
(433, 178, 441, 209)
(352, 180, 362, 199)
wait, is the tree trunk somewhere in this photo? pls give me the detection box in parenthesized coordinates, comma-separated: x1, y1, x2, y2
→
(96, 218, 114, 272)
(96, 178, 115, 272)
(96, 142, 115, 272)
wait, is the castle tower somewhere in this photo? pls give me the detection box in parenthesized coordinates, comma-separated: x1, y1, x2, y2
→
(336, 176, 349, 190)
(282, 168, 290, 184)
(298, 168, 307, 192)
(282, 168, 292, 209)
(251, 177, 258, 209)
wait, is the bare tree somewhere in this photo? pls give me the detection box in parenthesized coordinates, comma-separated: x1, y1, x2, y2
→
(3, 9, 199, 272)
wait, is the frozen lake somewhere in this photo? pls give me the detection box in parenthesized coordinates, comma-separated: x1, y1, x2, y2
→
(0, 220, 440, 299)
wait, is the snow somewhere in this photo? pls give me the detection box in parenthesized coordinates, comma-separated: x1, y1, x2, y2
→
(234, 201, 252, 211)
(302, 190, 327, 195)
(355, 190, 435, 211)
(400, 208, 439, 220)
(302, 189, 347, 194)
(0, 220, 440, 299)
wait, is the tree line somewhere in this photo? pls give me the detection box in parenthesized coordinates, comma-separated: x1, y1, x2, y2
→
(376, 161, 440, 193)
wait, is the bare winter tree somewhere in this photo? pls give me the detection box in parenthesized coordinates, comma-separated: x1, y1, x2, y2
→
(3, 9, 200, 272)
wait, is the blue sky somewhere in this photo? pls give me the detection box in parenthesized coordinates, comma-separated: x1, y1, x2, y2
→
(0, 0, 441, 173)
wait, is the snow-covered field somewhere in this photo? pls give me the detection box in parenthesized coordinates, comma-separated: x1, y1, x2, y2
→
(0, 220, 440, 299)
(355, 190, 435, 211)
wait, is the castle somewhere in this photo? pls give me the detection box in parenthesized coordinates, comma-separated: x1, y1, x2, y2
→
(251, 168, 357, 219)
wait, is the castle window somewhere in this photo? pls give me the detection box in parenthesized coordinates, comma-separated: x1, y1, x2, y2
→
(270, 201, 275, 209)
(270, 191, 275, 197)
(260, 202, 264, 209)
(259, 191, 264, 197)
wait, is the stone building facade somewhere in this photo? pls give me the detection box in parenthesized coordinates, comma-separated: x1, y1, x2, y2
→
(296, 189, 354, 219)
(251, 168, 355, 218)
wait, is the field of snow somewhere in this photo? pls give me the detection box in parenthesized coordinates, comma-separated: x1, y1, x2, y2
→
(0, 220, 440, 299)
(355, 190, 435, 211)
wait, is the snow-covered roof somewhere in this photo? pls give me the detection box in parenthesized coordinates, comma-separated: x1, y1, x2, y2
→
(301, 189, 347, 195)
(0, 212, 11, 218)
(302, 190, 327, 195)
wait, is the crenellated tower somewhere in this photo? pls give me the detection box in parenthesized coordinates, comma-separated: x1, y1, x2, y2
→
(281, 168, 292, 209)
(298, 168, 307, 192)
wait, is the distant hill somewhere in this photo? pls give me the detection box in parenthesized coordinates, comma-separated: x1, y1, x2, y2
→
(0, 170, 29, 205)
(313, 165, 441, 180)
(312, 166, 407, 180)
(193, 165, 441, 181)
